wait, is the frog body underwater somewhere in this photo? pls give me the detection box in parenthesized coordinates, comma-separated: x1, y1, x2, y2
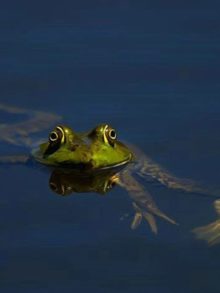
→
(0, 104, 217, 234)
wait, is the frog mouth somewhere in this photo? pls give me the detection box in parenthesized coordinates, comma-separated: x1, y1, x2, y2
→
(99, 154, 132, 170)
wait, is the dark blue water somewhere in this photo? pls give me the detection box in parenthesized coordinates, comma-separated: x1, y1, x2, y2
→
(1, 2, 220, 292)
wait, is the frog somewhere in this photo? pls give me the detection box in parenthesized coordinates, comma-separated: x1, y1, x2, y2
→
(0, 103, 217, 234)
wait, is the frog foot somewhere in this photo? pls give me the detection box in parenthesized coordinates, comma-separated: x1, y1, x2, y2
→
(131, 202, 177, 234)
(192, 199, 220, 245)
(131, 202, 158, 234)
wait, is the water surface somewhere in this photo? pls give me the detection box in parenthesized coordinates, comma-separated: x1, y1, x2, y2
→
(0, 2, 220, 293)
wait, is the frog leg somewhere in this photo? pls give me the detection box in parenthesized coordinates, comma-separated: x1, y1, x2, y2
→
(192, 199, 220, 245)
(138, 158, 220, 197)
(0, 103, 61, 147)
(0, 155, 29, 165)
(117, 170, 176, 233)
(130, 145, 219, 198)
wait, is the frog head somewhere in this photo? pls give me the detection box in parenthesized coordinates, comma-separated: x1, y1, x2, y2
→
(32, 124, 133, 170)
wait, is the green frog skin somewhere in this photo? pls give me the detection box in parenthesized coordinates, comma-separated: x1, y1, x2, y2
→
(32, 124, 133, 170)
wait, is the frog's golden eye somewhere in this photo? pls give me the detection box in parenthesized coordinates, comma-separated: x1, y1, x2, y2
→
(109, 129, 117, 140)
(49, 131, 59, 142)
(104, 126, 117, 146)
(49, 126, 65, 144)
(44, 126, 65, 157)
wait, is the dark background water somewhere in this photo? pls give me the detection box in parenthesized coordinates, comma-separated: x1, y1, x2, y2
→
(0, 1, 220, 292)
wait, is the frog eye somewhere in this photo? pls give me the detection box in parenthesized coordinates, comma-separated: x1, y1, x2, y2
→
(44, 126, 65, 157)
(109, 129, 117, 140)
(49, 126, 65, 144)
(49, 131, 59, 142)
(105, 126, 117, 146)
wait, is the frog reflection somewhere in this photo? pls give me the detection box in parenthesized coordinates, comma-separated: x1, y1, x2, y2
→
(193, 200, 220, 246)
(49, 168, 118, 195)
(48, 167, 176, 233)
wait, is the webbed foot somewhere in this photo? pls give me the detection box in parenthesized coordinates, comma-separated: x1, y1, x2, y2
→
(131, 202, 158, 234)
(193, 199, 220, 245)
(131, 200, 177, 234)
